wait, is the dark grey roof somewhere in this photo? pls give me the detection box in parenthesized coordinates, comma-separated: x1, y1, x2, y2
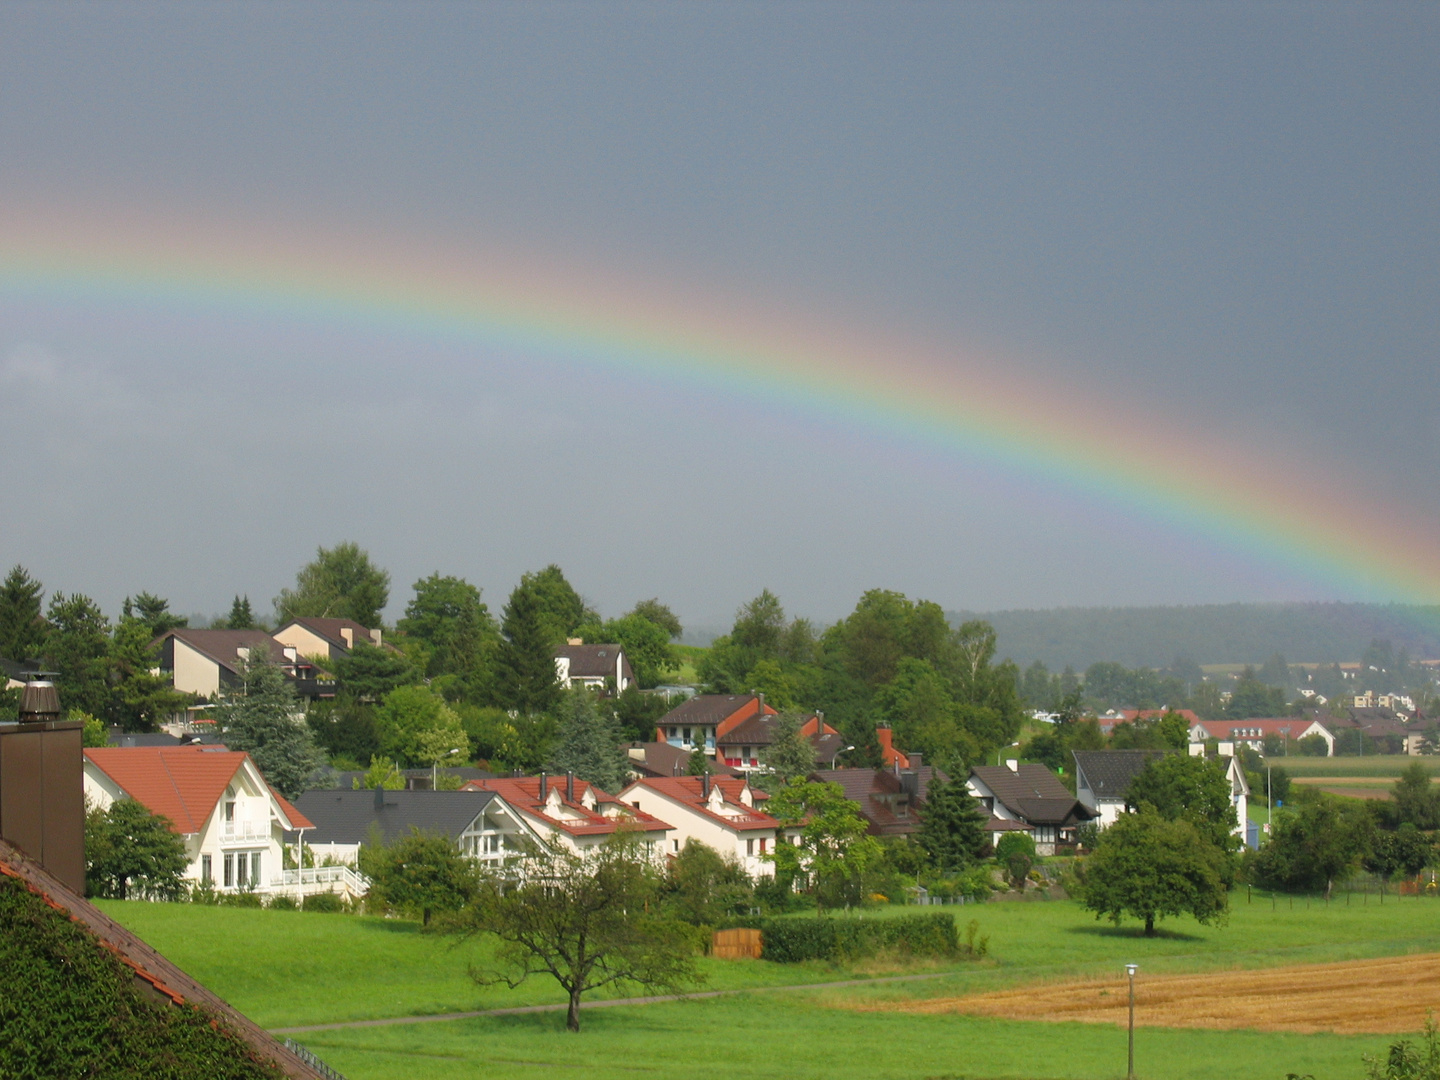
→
(289, 789, 497, 845)
(660, 694, 764, 729)
(809, 765, 952, 836)
(106, 730, 226, 748)
(625, 741, 742, 778)
(969, 763, 1094, 825)
(555, 644, 635, 682)
(1071, 750, 1167, 800)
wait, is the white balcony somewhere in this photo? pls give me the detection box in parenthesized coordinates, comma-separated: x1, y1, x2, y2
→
(270, 865, 370, 900)
(220, 822, 271, 843)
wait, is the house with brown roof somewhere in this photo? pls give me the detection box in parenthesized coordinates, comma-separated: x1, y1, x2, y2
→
(153, 627, 328, 702)
(715, 710, 843, 772)
(656, 693, 773, 759)
(618, 774, 792, 875)
(554, 641, 635, 694)
(966, 762, 1094, 855)
(272, 616, 384, 662)
(81, 746, 356, 900)
(624, 740, 743, 779)
(459, 773, 672, 857)
(810, 755, 950, 838)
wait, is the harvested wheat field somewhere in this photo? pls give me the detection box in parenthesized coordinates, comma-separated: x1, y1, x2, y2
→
(844, 952, 1440, 1035)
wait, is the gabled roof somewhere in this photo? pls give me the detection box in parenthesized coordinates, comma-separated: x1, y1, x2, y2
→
(1072, 750, 1167, 801)
(624, 776, 779, 832)
(554, 644, 634, 682)
(0, 838, 328, 1079)
(809, 765, 951, 836)
(968, 764, 1093, 826)
(156, 628, 291, 676)
(625, 741, 742, 779)
(289, 789, 503, 845)
(1196, 717, 1331, 738)
(461, 776, 672, 836)
(659, 693, 772, 733)
(716, 711, 834, 747)
(83, 747, 313, 834)
(275, 617, 377, 652)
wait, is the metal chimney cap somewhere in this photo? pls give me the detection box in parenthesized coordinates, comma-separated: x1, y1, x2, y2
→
(18, 681, 62, 723)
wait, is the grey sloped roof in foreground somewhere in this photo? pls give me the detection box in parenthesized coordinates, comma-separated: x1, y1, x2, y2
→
(290, 788, 497, 845)
(1071, 750, 1167, 800)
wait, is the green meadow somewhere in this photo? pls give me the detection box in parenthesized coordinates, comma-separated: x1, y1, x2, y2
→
(98, 891, 1440, 1079)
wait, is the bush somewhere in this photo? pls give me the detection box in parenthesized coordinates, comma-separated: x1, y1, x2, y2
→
(723, 912, 960, 963)
(303, 891, 346, 913)
(219, 891, 264, 909)
(266, 894, 298, 910)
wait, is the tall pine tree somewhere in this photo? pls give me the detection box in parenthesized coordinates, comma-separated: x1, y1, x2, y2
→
(214, 648, 325, 798)
(917, 774, 988, 871)
(0, 565, 45, 662)
(495, 580, 563, 714)
(547, 690, 629, 794)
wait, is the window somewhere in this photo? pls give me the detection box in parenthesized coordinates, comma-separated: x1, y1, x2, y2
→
(672, 839, 679, 853)
(224, 800, 235, 827)
(250, 851, 261, 887)
(760, 838, 768, 855)
(201, 855, 212, 884)
(223, 853, 235, 888)
(235, 852, 247, 887)
(632, 801, 641, 809)
(746, 838, 755, 857)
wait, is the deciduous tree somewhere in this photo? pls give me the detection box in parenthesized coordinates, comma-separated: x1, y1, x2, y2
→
(455, 835, 701, 1031)
(765, 779, 882, 911)
(85, 799, 188, 900)
(374, 684, 468, 769)
(758, 712, 816, 789)
(274, 542, 390, 627)
(1250, 795, 1370, 898)
(1126, 752, 1240, 856)
(1082, 808, 1230, 936)
(359, 829, 479, 926)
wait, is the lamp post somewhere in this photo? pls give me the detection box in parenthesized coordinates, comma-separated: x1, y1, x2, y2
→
(831, 744, 855, 769)
(995, 741, 1020, 767)
(434, 747, 461, 790)
(1125, 963, 1138, 1080)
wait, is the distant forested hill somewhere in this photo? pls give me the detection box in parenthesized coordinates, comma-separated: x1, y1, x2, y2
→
(952, 603, 1440, 670)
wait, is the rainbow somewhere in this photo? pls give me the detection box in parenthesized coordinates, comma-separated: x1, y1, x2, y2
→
(1, 208, 1437, 601)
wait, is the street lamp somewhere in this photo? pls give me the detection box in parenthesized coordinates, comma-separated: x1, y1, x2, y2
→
(434, 747, 462, 790)
(995, 741, 1020, 767)
(831, 744, 855, 769)
(1125, 963, 1138, 1080)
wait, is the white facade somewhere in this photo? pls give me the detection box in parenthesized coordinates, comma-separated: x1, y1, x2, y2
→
(619, 778, 787, 878)
(82, 753, 346, 898)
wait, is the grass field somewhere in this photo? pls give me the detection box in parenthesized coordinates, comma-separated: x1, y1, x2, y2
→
(1271, 756, 1440, 778)
(97, 891, 1440, 1079)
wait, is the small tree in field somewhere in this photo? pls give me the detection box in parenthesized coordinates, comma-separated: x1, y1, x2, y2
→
(1083, 808, 1230, 936)
(453, 835, 700, 1031)
(360, 829, 479, 926)
(766, 779, 881, 911)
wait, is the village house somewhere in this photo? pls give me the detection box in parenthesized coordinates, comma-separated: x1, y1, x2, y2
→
(459, 773, 672, 857)
(618, 774, 791, 875)
(624, 741, 743, 779)
(715, 710, 845, 772)
(655, 692, 773, 759)
(553, 641, 636, 693)
(1189, 716, 1336, 756)
(81, 746, 362, 900)
(811, 754, 950, 838)
(272, 616, 384, 662)
(966, 760, 1094, 855)
(151, 627, 329, 703)
(290, 787, 542, 872)
(1071, 749, 1167, 827)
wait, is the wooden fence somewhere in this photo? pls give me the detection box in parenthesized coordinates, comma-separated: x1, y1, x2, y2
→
(711, 927, 762, 960)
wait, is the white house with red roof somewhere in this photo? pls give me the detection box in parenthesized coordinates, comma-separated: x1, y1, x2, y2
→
(459, 774, 672, 858)
(1189, 716, 1335, 756)
(617, 774, 794, 876)
(81, 746, 358, 900)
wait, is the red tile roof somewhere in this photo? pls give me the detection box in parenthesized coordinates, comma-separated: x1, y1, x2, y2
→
(461, 776, 671, 835)
(83, 747, 312, 833)
(627, 776, 780, 832)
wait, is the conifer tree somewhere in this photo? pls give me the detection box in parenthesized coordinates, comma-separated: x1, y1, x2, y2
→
(226, 595, 256, 630)
(917, 774, 988, 870)
(215, 648, 325, 798)
(547, 690, 629, 793)
(496, 581, 563, 714)
(0, 565, 45, 662)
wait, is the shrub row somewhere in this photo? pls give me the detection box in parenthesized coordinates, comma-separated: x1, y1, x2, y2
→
(722, 912, 960, 963)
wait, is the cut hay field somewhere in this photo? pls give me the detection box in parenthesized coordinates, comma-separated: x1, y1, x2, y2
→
(1276, 756, 1440, 778)
(99, 894, 1440, 1079)
(852, 952, 1440, 1035)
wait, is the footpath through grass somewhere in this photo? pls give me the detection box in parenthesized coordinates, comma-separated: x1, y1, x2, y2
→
(99, 894, 1440, 1079)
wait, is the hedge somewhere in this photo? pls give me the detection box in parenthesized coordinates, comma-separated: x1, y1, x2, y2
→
(0, 874, 287, 1080)
(723, 912, 959, 963)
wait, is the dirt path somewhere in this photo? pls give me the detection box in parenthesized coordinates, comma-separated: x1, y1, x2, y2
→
(843, 952, 1440, 1035)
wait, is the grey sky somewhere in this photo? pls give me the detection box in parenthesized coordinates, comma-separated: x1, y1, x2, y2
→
(1, 2, 1436, 629)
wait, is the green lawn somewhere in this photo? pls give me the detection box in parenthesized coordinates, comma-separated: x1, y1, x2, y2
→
(97, 895, 1440, 1079)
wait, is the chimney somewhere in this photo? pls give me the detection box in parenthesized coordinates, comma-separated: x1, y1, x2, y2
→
(340, 627, 353, 649)
(566, 770, 575, 802)
(702, 773, 711, 799)
(1005, 759, 1019, 773)
(899, 767, 920, 800)
(539, 772, 548, 800)
(370, 627, 382, 646)
(567, 637, 583, 646)
(876, 725, 895, 764)
(909, 752, 923, 771)
(816, 710, 826, 731)
(0, 679, 84, 892)
(756, 692, 766, 714)
(374, 784, 385, 810)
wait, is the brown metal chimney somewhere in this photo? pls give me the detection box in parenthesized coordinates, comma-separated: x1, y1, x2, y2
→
(0, 679, 84, 892)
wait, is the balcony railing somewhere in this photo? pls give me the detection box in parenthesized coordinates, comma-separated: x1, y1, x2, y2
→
(220, 823, 270, 842)
(272, 865, 370, 897)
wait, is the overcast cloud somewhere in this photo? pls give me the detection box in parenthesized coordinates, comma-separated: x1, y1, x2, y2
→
(0, 2, 1436, 629)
